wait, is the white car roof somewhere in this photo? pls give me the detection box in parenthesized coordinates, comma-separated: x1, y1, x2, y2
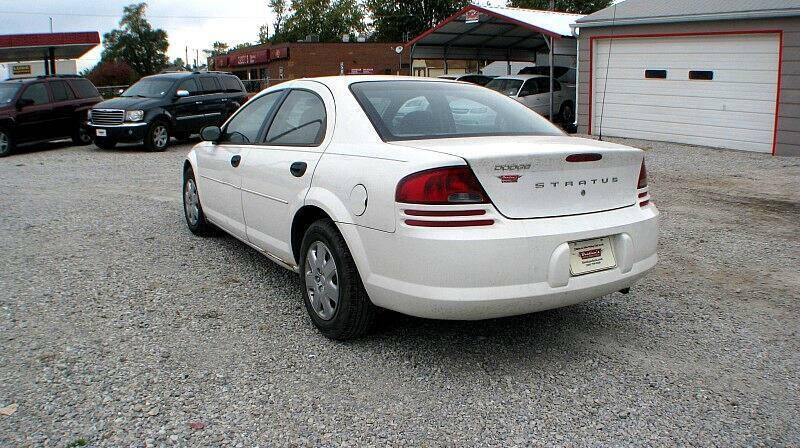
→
(489, 75, 551, 81)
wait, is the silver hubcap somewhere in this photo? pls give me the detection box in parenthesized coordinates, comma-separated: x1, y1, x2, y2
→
(153, 125, 168, 148)
(0, 132, 8, 153)
(305, 241, 339, 321)
(184, 178, 200, 225)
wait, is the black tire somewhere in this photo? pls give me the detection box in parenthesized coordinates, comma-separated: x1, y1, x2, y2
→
(0, 128, 14, 157)
(183, 167, 213, 236)
(94, 138, 117, 150)
(559, 101, 575, 124)
(299, 219, 376, 340)
(143, 120, 170, 152)
(72, 125, 93, 146)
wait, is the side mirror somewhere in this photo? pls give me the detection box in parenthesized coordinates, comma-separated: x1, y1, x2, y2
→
(16, 98, 34, 109)
(201, 126, 222, 142)
(176, 90, 190, 98)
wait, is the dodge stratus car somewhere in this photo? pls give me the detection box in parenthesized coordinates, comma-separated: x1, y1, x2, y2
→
(182, 76, 659, 340)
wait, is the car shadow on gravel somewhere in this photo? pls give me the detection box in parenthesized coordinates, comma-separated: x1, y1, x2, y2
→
(357, 298, 634, 370)
(5, 139, 78, 156)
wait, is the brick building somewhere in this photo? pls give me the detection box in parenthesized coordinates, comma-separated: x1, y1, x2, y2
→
(211, 42, 405, 82)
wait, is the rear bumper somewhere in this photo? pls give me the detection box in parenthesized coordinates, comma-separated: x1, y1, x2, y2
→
(343, 203, 659, 320)
(87, 122, 147, 142)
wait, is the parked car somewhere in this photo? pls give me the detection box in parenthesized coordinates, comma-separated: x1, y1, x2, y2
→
(0, 75, 102, 157)
(518, 65, 577, 85)
(485, 74, 575, 123)
(88, 71, 247, 151)
(437, 73, 497, 86)
(182, 76, 659, 340)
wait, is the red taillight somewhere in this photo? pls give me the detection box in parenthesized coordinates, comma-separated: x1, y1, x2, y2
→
(396, 166, 489, 205)
(637, 159, 648, 189)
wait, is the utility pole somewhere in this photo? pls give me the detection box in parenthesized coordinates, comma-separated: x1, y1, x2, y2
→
(49, 17, 53, 32)
(196, 49, 199, 70)
(185, 46, 189, 70)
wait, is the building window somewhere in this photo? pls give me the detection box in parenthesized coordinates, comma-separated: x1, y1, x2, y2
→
(645, 70, 667, 79)
(689, 70, 714, 80)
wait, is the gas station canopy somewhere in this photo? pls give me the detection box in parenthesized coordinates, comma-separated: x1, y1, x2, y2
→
(0, 32, 100, 73)
(406, 5, 582, 61)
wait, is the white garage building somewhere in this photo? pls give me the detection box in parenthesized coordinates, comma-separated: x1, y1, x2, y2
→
(574, 0, 800, 156)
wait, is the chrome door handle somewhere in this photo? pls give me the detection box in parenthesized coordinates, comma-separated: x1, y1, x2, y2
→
(195, 101, 203, 104)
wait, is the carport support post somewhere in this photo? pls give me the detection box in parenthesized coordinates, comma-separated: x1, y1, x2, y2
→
(49, 47, 56, 75)
(506, 48, 511, 75)
(548, 35, 554, 120)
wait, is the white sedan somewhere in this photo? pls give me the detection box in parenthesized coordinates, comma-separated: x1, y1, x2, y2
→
(182, 76, 659, 340)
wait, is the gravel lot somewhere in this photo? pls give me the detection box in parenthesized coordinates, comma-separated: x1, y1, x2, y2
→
(1, 137, 798, 447)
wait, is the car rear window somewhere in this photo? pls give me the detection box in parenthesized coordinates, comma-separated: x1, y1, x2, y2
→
(350, 81, 562, 142)
(221, 75, 244, 93)
(484, 78, 523, 97)
(69, 78, 100, 99)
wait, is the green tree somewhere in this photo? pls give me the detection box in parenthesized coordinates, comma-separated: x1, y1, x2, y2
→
(166, 57, 188, 70)
(269, 0, 289, 38)
(273, 0, 366, 43)
(101, 3, 169, 76)
(207, 41, 229, 57)
(366, 0, 468, 42)
(509, 0, 613, 14)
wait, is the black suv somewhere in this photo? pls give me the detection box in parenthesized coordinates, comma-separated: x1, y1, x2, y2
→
(0, 75, 102, 157)
(88, 71, 247, 151)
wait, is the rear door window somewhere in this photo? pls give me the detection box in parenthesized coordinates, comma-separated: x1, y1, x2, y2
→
(265, 90, 326, 146)
(199, 77, 220, 93)
(20, 83, 50, 105)
(50, 81, 75, 102)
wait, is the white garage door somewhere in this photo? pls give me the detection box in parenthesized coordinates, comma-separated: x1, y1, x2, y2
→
(592, 33, 780, 153)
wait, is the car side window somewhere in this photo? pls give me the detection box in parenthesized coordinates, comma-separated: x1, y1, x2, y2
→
(265, 90, 326, 146)
(177, 78, 200, 95)
(224, 91, 282, 144)
(222, 76, 244, 93)
(199, 77, 219, 93)
(20, 83, 50, 105)
(519, 79, 538, 97)
(535, 78, 558, 92)
(50, 81, 74, 102)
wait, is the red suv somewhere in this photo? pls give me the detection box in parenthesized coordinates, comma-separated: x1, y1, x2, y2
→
(0, 75, 103, 157)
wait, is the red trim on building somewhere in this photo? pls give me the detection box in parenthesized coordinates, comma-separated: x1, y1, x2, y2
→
(587, 30, 784, 156)
(0, 32, 100, 49)
(405, 5, 562, 50)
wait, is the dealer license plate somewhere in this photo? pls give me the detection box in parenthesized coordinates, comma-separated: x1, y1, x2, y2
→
(569, 237, 617, 276)
(95, 129, 107, 137)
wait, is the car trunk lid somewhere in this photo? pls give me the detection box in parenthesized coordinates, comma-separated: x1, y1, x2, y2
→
(390, 136, 643, 219)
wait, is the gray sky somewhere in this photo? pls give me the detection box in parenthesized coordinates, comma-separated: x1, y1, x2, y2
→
(0, 0, 275, 70)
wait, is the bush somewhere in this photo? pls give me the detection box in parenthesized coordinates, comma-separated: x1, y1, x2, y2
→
(85, 61, 138, 87)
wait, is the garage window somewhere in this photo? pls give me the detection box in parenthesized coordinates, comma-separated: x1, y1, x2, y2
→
(645, 70, 667, 79)
(689, 70, 714, 81)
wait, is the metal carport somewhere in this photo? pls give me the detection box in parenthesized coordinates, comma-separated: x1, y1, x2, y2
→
(405, 5, 582, 120)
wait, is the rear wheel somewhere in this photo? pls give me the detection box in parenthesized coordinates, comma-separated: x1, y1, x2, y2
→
(144, 120, 170, 152)
(559, 101, 575, 124)
(72, 126, 93, 146)
(299, 220, 376, 340)
(0, 129, 14, 157)
(94, 138, 117, 150)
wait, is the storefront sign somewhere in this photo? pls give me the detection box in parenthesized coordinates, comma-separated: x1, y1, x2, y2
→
(12, 65, 32, 75)
(465, 10, 481, 24)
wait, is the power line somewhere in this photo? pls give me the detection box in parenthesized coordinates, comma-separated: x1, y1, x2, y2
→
(0, 10, 269, 20)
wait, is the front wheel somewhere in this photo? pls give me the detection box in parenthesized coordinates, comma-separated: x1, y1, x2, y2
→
(72, 126, 93, 146)
(183, 167, 213, 236)
(144, 120, 170, 152)
(0, 129, 14, 157)
(299, 220, 376, 340)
